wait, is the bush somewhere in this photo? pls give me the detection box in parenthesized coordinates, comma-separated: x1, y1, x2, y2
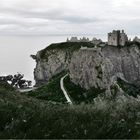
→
(0, 81, 15, 91)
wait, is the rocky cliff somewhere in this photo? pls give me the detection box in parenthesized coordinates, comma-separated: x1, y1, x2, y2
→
(33, 49, 69, 86)
(69, 46, 140, 91)
(33, 42, 94, 86)
(33, 42, 140, 95)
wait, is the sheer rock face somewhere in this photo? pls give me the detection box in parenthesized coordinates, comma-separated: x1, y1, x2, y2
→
(34, 45, 140, 90)
(34, 49, 71, 86)
(69, 46, 140, 90)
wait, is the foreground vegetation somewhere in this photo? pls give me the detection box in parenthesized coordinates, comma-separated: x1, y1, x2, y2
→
(1, 81, 140, 139)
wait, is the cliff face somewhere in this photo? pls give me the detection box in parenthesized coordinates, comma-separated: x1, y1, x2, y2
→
(34, 43, 140, 92)
(34, 48, 72, 86)
(69, 46, 140, 90)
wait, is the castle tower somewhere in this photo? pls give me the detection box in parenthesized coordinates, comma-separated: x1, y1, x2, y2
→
(108, 30, 128, 46)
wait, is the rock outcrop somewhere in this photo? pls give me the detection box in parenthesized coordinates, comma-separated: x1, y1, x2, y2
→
(33, 48, 72, 86)
(69, 46, 140, 91)
(33, 42, 140, 94)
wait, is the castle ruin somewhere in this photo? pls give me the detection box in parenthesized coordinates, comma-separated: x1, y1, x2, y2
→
(67, 37, 90, 42)
(108, 30, 128, 46)
(66, 30, 129, 47)
(67, 37, 102, 45)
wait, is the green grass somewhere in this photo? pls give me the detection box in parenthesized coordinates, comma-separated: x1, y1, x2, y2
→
(0, 81, 15, 91)
(63, 76, 105, 104)
(40, 42, 95, 59)
(28, 71, 67, 103)
(117, 78, 140, 98)
(46, 42, 95, 50)
(28, 73, 105, 104)
(1, 81, 140, 138)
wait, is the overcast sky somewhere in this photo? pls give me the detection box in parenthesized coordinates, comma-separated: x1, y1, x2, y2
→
(0, 0, 140, 35)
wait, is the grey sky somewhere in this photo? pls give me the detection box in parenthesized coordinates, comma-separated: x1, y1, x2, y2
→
(0, 0, 140, 35)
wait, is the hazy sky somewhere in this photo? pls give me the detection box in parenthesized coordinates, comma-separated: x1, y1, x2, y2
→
(0, 0, 140, 35)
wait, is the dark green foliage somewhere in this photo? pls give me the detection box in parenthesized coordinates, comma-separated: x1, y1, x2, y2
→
(46, 42, 95, 50)
(63, 76, 86, 103)
(126, 41, 140, 47)
(0, 81, 15, 91)
(29, 73, 105, 104)
(1, 87, 140, 139)
(0, 73, 32, 89)
(1, 73, 140, 138)
(63, 76, 105, 104)
(85, 87, 105, 102)
(117, 78, 140, 98)
(40, 42, 95, 59)
(28, 71, 67, 102)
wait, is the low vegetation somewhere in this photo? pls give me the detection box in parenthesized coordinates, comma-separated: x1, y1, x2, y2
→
(28, 72, 105, 104)
(117, 78, 140, 98)
(1, 81, 140, 139)
(63, 75, 105, 104)
(28, 71, 67, 103)
(40, 42, 95, 59)
(126, 41, 140, 47)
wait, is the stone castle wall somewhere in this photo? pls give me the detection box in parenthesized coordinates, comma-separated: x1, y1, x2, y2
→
(108, 30, 128, 46)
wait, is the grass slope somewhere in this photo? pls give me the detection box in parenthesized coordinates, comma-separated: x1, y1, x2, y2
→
(40, 42, 95, 59)
(64, 75, 105, 104)
(28, 71, 67, 103)
(117, 78, 140, 98)
(1, 81, 140, 138)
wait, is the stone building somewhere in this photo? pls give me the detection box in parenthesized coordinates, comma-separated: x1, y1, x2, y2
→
(108, 30, 128, 46)
(91, 38, 102, 45)
(67, 37, 79, 42)
(79, 37, 90, 42)
(67, 37, 90, 42)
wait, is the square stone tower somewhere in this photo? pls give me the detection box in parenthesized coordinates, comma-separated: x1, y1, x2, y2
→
(108, 30, 128, 46)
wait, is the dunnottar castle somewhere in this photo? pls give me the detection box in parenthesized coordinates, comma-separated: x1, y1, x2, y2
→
(67, 30, 140, 47)
(108, 30, 128, 46)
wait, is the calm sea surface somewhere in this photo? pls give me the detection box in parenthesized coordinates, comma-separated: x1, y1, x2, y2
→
(0, 34, 136, 85)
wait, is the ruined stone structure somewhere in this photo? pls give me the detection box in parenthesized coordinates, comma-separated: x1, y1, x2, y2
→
(79, 37, 89, 42)
(67, 37, 90, 42)
(67, 37, 79, 42)
(67, 37, 102, 44)
(108, 30, 128, 46)
(91, 38, 102, 45)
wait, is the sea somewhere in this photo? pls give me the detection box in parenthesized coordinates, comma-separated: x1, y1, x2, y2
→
(0, 34, 137, 86)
